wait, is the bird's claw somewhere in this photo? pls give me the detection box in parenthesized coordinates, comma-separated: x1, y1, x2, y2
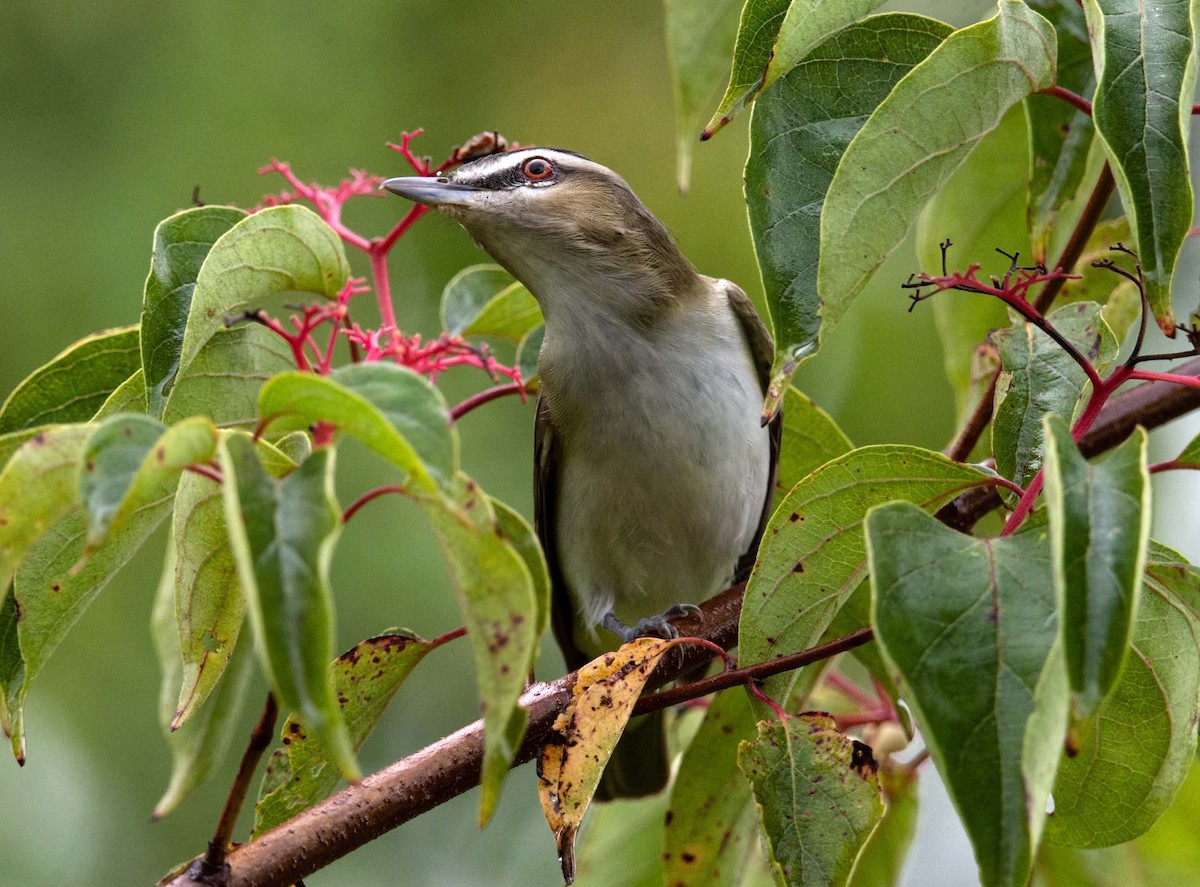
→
(602, 604, 702, 644)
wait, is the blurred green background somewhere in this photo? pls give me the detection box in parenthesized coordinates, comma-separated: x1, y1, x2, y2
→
(2, 2, 1197, 885)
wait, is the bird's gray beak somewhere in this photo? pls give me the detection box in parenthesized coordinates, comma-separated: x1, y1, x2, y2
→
(381, 176, 484, 207)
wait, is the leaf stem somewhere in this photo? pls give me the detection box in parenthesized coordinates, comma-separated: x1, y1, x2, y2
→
(342, 484, 408, 523)
(192, 694, 278, 883)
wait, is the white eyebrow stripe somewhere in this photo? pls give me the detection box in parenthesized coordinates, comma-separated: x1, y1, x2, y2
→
(452, 148, 612, 186)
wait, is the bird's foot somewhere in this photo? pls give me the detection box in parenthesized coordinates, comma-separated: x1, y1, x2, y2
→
(601, 603, 702, 644)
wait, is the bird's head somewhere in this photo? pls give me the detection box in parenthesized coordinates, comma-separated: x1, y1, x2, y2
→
(382, 148, 696, 317)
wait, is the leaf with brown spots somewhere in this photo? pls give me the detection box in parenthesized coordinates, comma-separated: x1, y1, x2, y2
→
(253, 630, 436, 835)
(538, 637, 674, 885)
(425, 473, 543, 827)
(738, 712, 883, 887)
(79, 414, 217, 562)
(740, 445, 992, 715)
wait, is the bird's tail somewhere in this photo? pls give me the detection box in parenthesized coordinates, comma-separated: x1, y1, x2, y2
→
(596, 709, 670, 801)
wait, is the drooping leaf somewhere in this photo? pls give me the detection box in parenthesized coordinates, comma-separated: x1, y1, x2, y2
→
(1045, 543, 1200, 847)
(79, 415, 217, 558)
(219, 434, 357, 780)
(0, 326, 141, 435)
(258, 364, 455, 495)
(740, 445, 992, 709)
(491, 496, 551, 640)
(818, 2, 1056, 331)
(9, 497, 171, 762)
(663, 0, 742, 189)
(991, 301, 1117, 488)
(1043, 416, 1148, 721)
(915, 107, 1030, 421)
(253, 630, 437, 834)
(776, 387, 854, 497)
(738, 712, 883, 887)
(427, 476, 540, 826)
(538, 637, 674, 884)
(151, 547, 254, 819)
(1025, 0, 1096, 263)
(1082, 0, 1199, 334)
(141, 206, 248, 415)
(704, 0, 790, 137)
(440, 264, 541, 342)
(663, 688, 762, 887)
(867, 503, 1067, 887)
(169, 469, 246, 728)
(175, 205, 349, 381)
(748, 13, 951, 384)
(0, 425, 92, 593)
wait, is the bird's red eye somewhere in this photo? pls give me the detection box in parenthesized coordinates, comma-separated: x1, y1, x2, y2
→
(522, 157, 554, 181)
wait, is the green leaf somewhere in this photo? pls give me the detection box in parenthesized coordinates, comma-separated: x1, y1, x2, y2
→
(0, 425, 91, 593)
(704, 0, 790, 137)
(848, 766, 919, 887)
(164, 318, 296, 430)
(423, 476, 538, 826)
(991, 301, 1117, 488)
(259, 364, 455, 495)
(151, 547, 254, 818)
(168, 434, 297, 730)
(491, 496, 551, 641)
(664, 688, 761, 887)
(740, 445, 992, 709)
(1045, 543, 1200, 847)
(663, 0, 742, 190)
(776, 387, 854, 496)
(175, 205, 349, 381)
(219, 435, 357, 780)
(253, 630, 436, 834)
(141, 206, 248, 416)
(573, 793, 672, 887)
(867, 503, 1067, 887)
(1082, 0, 1199, 334)
(1173, 428, 1200, 468)
(93, 370, 149, 419)
(441, 264, 542, 341)
(738, 712, 883, 886)
(747, 13, 951, 377)
(818, 2, 1056, 325)
(1043, 416, 1149, 721)
(915, 106, 1029, 421)
(0, 327, 141, 435)
(1025, 0, 1096, 263)
(762, 1, 888, 98)
(516, 324, 544, 385)
(10, 497, 171, 762)
(79, 414, 168, 551)
(169, 469, 246, 728)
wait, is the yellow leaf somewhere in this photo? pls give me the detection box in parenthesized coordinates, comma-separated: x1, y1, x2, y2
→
(537, 637, 674, 884)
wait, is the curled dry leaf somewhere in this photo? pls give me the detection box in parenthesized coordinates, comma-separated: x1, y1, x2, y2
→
(537, 636, 674, 885)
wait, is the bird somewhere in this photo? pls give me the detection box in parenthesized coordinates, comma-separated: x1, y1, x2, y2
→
(383, 146, 779, 798)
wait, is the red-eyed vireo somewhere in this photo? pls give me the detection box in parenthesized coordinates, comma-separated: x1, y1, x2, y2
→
(383, 147, 779, 798)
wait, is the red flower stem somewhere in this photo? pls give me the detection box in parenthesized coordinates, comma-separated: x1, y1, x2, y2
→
(379, 204, 429, 254)
(450, 381, 529, 421)
(342, 484, 408, 523)
(825, 670, 876, 709)
(368, 249, 398, 335)
(1038, 84, 1093, 117)
(1128, 369, 1200, 389)
(186, 464, 224, 484)
(429, 626, 467, 648)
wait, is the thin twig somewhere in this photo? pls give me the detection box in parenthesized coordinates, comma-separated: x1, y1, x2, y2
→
(190, 694, 278, 885)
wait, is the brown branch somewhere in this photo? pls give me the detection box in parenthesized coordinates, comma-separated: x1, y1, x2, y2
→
(163, 356, 1200, 887)
(937, 358, 1200, 532)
